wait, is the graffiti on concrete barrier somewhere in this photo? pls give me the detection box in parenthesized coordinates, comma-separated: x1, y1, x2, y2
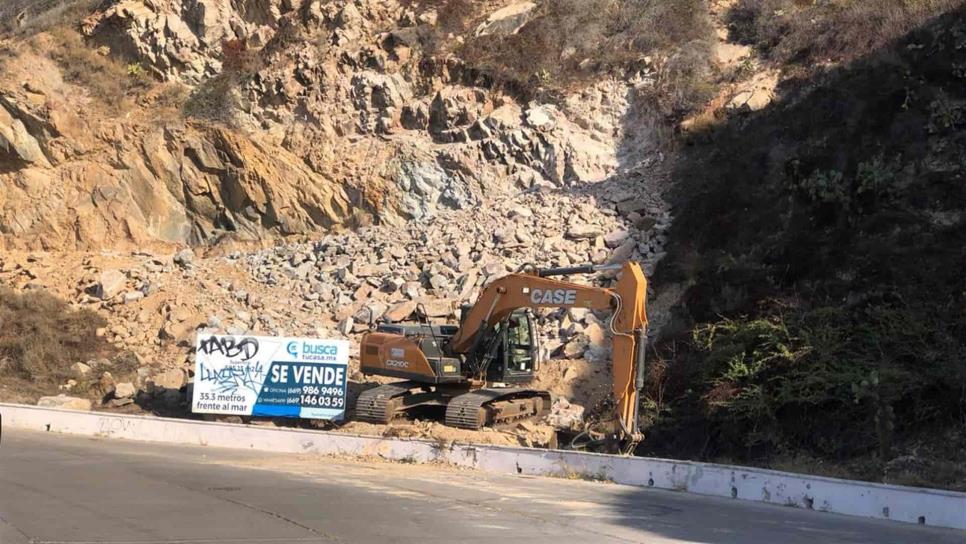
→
(97, 417, 134, 436)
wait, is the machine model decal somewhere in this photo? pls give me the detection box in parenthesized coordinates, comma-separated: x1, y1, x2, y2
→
(529, 288, 578, 305)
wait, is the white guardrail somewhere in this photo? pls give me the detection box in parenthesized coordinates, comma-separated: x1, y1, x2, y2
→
(1, 402, 964, 530)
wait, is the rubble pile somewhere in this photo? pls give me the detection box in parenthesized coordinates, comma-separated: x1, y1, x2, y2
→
(241, 171, 671, 362)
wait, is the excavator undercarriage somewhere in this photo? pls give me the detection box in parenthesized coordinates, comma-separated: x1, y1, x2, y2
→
(355, 381, 551, 429)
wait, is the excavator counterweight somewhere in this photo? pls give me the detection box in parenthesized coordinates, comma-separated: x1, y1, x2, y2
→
(355, 261, 649, 451)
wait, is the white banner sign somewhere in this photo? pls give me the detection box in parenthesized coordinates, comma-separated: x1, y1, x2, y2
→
(192, 334, 350, 420)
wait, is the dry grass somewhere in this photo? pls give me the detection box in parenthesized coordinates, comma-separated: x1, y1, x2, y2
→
(410, 0, 713, 112)
(46, 25, 153, 110)
(458, 0, 712, 93)
(728, 0, 963, 66)
(1, 2, 159, 112)
(0, 287, 112, 384)
(0, 0, 100, 36)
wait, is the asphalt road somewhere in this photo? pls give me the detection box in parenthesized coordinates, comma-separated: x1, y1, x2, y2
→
(0, 429, 961, 544)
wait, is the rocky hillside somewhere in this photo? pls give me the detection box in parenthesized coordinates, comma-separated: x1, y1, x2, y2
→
(0, 0, 701, 448)
(0, 0, 697, 250)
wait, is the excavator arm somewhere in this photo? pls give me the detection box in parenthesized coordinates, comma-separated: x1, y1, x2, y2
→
(448, 262, 649, 449)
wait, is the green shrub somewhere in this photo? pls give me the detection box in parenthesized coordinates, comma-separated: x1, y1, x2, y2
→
(685, 300, 966, 459)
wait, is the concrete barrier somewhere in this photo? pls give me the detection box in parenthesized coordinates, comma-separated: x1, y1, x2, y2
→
(2, 402, 964, 530)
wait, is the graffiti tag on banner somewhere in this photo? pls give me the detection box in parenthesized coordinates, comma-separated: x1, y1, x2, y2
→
(192, 334, 350, 420)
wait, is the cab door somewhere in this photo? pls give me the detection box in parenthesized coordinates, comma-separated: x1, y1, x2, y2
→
(491, 310, 539, 384)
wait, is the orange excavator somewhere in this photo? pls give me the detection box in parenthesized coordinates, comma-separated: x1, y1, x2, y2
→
(355, 261, 648, 451)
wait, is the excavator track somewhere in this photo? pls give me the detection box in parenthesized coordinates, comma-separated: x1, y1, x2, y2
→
(354, 381, 418, 424)
(445, 388, 551, 430)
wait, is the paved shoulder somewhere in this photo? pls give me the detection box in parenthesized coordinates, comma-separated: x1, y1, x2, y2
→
(0, 430, 961, 544)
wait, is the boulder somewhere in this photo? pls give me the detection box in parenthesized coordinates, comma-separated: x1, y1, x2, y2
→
(418, 299, 454, 318)
(338, 317, 355, 336)
(616, 199, 648, 215)
(566, 224, 602, 240)
(37, 395, 92, 411)
(382, 276, 405, 293)
(122, 291, 145, 304)
(99, 371, 116, 395)
(359, 301, 388, 322)
(173, 249, 194, 267)
(352, 262, 391, 277)
(428, 273, 450, 290)
(584, 322, 606, 346)
(727, 70, 779, 112)
(114, 382, 137, 399)
(562, 340, 587, 359)
(635, 215, 658, 231)
(608, 239, 636, 264)
(602, 229, 630, 249)
(482, 262, 505, 276)
(568, 307, 590, 323)
(95, 269, 127, 300)
(507, 206, 533, 219)
(525, 106, 555, 131)
(474, 2, 537, 36)
(70, 362, 92, 378)
(547, 397, 585, 430)
(384, 300, 417, 322)
(401, 281, 422, 299)
(147, 369, 185, 392)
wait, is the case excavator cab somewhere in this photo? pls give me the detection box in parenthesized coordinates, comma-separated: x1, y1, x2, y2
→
(485, 310, 538, 384)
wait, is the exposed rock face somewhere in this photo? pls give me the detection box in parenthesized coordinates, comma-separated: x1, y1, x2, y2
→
(85, 0, 269, 83)
(0, 95, 351, 249)
(0, 0, 657, 250)
(0, 98, 52, 167)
